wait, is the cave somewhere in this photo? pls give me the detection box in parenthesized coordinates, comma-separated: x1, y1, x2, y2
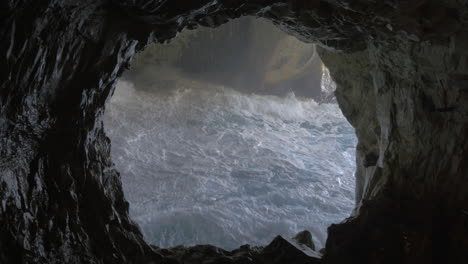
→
(104, 16, 357, 252)
(1, 1, 468, 264)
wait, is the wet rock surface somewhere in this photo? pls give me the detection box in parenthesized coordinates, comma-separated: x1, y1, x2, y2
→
(318, 21, 468, 264)
(1, 0, 468, 263)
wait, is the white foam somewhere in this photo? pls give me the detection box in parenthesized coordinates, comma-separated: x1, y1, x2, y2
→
(104, 80, 357, 250)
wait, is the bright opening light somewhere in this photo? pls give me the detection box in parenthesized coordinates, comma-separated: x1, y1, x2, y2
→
(104, 17, 356, 250)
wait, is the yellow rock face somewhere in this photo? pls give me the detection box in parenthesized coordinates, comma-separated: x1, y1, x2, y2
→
(264, 37, 318, 84)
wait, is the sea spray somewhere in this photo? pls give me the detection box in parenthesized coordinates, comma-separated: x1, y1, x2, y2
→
(104, 80, 357, 250)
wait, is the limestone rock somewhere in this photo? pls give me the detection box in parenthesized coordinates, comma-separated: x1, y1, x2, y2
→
(293, 230, 316, 251)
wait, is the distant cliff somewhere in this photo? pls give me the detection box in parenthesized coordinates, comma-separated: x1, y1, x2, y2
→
(126, 17, 324, 100)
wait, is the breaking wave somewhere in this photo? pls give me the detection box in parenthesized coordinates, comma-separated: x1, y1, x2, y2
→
(104, 80, 356, 250)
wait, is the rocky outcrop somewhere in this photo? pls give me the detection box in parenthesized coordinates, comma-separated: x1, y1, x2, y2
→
(1, 0, 468, 263)
(154, 232, 321, 264)
(293, 230, 316, 251)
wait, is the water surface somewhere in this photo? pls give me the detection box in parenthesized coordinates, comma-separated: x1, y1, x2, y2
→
(104, 80, 356, 250)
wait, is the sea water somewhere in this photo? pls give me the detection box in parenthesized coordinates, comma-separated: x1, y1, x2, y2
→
(104, 80, 357, 250)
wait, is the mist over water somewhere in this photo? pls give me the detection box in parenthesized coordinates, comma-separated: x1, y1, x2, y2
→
(104, 79, 357, 250)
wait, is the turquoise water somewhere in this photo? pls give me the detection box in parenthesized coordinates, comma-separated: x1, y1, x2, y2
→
(104, 80, 357, 250)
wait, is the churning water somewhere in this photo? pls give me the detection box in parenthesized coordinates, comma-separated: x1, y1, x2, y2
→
(104, 80, 357, 250)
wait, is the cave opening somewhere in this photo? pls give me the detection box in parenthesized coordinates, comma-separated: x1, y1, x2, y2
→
(4, 1, 468, 262)
(104, 17, 357, 251)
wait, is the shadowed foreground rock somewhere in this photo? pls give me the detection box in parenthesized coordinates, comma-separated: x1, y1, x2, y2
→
(156, 233, 321, 264)
(1, 0, 468, 263)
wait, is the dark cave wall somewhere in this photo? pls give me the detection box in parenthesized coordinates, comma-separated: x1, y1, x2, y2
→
(319, 33, 468, 263)
(0, 2, 156, 263)
(1, 0, 468, 263)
